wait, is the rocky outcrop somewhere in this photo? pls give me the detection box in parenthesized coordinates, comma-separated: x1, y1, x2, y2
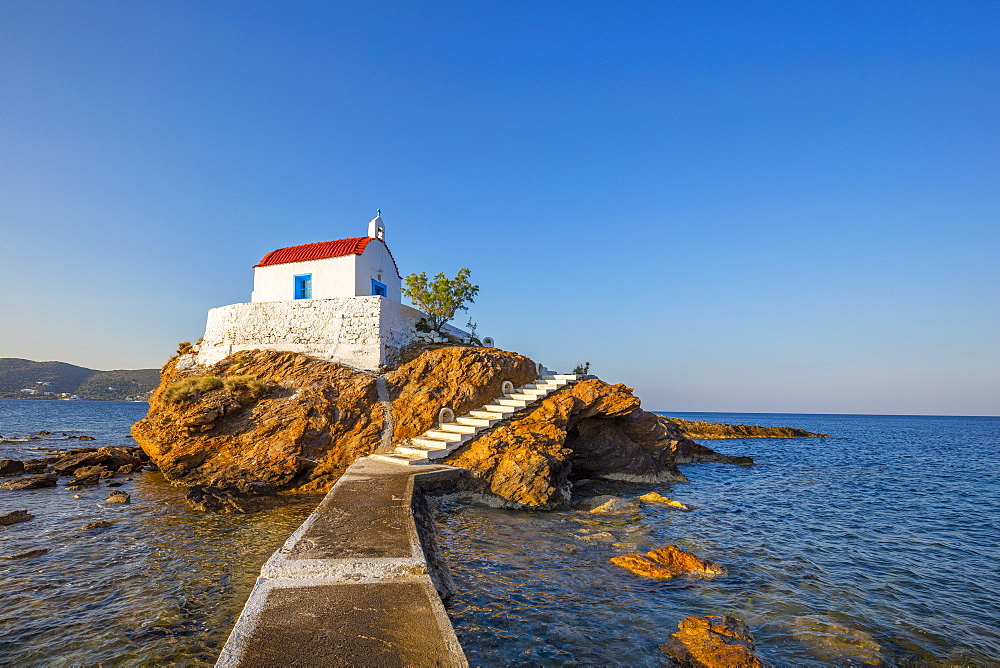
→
(132, 347, 537, 498)
(132, 346, 758, 512)
(442, 378, 689, 508)
(611, 545, 726, 580)
(660, 615, 773, 668)
(662, 416, 827, 440)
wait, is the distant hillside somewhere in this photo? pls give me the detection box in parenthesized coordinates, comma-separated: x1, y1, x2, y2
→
(75, 369, 162, 401)
(0, 358, 159, 401)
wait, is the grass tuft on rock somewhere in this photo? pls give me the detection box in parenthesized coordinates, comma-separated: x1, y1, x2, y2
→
(164, 374, 266, 404)
(222, 375, 265, 397)
(164, 376, 223, 403)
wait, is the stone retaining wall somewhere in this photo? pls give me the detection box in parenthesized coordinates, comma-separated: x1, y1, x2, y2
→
(195, 297, 469, 370)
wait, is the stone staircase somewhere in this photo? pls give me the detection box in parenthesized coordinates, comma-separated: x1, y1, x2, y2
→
(373, 372, 581, 466)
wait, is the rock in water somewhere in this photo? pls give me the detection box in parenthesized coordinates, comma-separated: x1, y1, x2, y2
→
(82, 520, 115, 529)
(0, 509, 35, 526)
(0, 473, 59, 491)
(661, 416, 827, 440)
(105, 491, 131, 504)
(638, 491, 693, 510)
(660, 615, 773, 668)
(65, 472, 102, 488)
(50, 448, 142, 475)
(0, 459, 25, 477)
(611, 545, 727, 580)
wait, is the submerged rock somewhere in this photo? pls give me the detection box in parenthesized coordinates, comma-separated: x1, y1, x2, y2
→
(660, 615, 773, 668)
(1, 547, 49, 560)
(585, 497, 641, 514)
(186, 480, 280, 514)
(0, 473, 59, 491)
(82, 520, 115, 530)
(0, 510, 35, 526)
(611, 545, 727, 580)
(787, 615, 882, 664)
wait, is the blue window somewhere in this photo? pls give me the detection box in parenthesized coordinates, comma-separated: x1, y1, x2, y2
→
(294, 274, 312, 299)
(371, 279, 387, 297)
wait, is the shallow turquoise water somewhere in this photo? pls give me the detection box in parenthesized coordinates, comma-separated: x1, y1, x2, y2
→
(436, 412, 1000, 666)
(2, 401, 998, 665)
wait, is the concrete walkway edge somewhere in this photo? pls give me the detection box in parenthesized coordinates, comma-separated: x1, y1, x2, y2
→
(215, 456, 468, 667)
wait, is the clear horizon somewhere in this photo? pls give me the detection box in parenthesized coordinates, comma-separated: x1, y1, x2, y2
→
(1, 1, 997, 416)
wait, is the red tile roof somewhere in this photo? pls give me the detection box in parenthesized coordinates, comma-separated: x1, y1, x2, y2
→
(254, 236, 400, 277)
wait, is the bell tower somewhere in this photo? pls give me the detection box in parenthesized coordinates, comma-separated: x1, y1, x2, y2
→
(367, 210, 385, 240)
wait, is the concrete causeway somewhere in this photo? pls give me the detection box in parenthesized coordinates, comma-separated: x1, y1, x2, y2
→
(216, 456, 468, 667)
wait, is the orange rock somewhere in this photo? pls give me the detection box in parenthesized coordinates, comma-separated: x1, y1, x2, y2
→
(660, 615, 773, 668)
(638, 492, 692, 510)
(611, 545, 726, 580)
(133, 346, 536, 498)
(133, 344, 749, 512)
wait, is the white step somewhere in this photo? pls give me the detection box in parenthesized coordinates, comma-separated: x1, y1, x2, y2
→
(457, 416, 496, 427)
(517, 388, 548, 396)
(410, 437, 454, 449)
(396, 443, 456, 458)
(423, 430, 468, 443)
(481, 404, 519, 414)
(422, 447, 454, 460)
(437, 423, 478, 434)
(507, 393, 540, 402)
(371, 453, 430, 466)
(496, 398, 530, 407)
(522, 384, 558, 391)
(550, 374, 580, 380)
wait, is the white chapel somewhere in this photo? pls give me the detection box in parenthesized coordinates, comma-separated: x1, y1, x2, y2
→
(250, 214, 402, 303)
(192, 213, 468, 371)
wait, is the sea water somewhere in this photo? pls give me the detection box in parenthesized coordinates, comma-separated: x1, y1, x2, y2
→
(437, 412, 1000, 666)
(0, 399, 321, 666)
(1, 401, 998, 666)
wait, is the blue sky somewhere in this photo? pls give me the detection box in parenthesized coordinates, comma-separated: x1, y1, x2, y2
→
(1, 1, 997, 415)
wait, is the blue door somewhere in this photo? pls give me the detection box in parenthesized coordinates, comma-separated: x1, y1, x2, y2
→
(371, 279, 387, 297)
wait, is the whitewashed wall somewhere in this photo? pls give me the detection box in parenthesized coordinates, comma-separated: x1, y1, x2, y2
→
(355, 241, 401, 301)
(251, 255, 356, 302)
(195, 297, 468, 370)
